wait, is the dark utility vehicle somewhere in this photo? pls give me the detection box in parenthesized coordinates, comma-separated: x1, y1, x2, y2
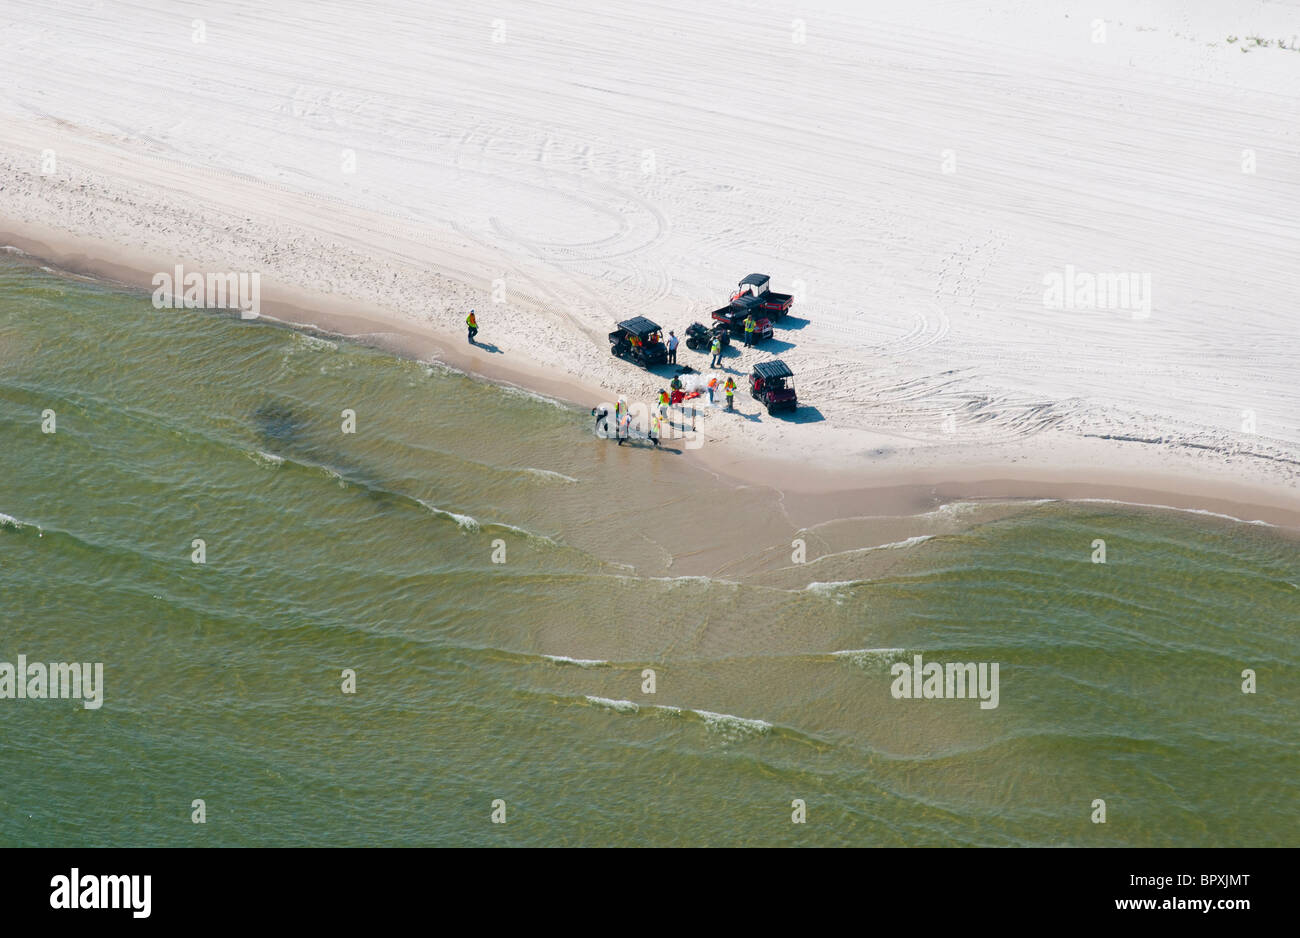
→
(609, 317, 668, 367)
(684, 320, 730, 352)
(731, 274, 794, 320)
(750, 359, 797, 414)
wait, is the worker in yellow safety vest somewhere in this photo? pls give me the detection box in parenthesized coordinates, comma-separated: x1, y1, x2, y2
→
(724, 377, 736, 409)
(743, 314, 756, 347)
(466, 310, 478, 343)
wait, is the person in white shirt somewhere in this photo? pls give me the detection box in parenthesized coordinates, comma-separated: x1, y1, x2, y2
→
(666, 331, 679, 364)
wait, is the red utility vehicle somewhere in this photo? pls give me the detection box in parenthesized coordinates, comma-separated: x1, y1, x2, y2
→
(750, 359, 797, 414)
(731, 274, 793, 320)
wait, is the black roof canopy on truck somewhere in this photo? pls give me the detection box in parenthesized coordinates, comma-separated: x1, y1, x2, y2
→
(752, 359, 793, 380)
(617, 316, 662, 338)
(740, 273, 769, 287)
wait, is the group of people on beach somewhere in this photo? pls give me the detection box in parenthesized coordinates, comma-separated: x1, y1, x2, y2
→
(592, 372, 737, 450)
(592, 398, 664, 447)
(466, 307, 742, 451)
(662, 372, 736, 410)
(592, 395, 677, 448)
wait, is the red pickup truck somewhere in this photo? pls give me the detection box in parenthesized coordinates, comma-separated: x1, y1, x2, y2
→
(711, 301, 774, 342)
(730, 273, 793, 321)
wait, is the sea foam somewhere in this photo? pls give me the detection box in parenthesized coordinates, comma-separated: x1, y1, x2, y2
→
(248, 450, 284, 468)
(585, 695, 640, 713)
(544, 655, 611, 668)
(523, 468, 578, 484)
(831, 648, 908, 668)
(416, 499, 480, 532)
(692, 708, 773, 739)
(0, 511, 38, 532)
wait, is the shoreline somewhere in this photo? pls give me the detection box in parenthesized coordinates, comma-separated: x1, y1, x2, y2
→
(6, 222, 1300, 534)
(2, 0, 1298, 539)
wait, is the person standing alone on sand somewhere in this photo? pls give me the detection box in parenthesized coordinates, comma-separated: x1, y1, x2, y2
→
(667, 331, 678, 365)
(466, 310, 478, 343)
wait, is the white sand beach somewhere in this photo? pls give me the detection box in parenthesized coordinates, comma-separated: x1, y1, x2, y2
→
(2, 0, 1298, 518)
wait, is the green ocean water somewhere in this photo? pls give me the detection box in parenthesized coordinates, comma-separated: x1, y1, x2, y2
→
(0, 254, 1296, 847)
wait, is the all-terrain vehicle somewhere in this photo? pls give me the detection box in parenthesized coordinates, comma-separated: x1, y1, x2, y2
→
(609, 317, 668, 367)
(711, 303, 774, 343)
(731, 274, 793, 321)
(750, 359, 798, 414)
(684, 320, 730, 352)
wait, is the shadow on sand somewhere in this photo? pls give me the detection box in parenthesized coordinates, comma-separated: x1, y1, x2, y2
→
(769, 405, 825, 423)
(753, 337, 796, 354)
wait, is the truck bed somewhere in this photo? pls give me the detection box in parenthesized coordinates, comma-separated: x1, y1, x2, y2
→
(711, 306, 773, 337)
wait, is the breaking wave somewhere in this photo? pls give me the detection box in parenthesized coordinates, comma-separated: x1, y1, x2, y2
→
(585, 695, 640, 713)
(522, 468, 579, 484)
(545, 655, 612, 668)
(691, 708, 773, 740)
(831, 648, 908, 668)
(248, 450, 284, 468)
(581, 695, 773, 742)
(416, 499, 480, 532)
(1072, 498, 1277, 528)
(0, 511, 41, 533)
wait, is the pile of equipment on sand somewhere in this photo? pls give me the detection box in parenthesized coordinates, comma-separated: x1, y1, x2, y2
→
(665, 370, 725, 407)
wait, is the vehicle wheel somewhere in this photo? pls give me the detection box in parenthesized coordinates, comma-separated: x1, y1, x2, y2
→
(766, 402, 774, 415)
